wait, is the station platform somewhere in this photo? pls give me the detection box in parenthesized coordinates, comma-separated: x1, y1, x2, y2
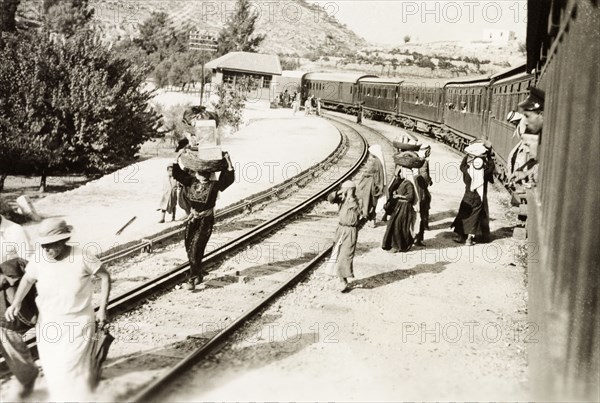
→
(24, 111, 340, 256)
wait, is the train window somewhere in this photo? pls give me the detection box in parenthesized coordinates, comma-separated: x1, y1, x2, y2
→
(350, 86, 353, 94)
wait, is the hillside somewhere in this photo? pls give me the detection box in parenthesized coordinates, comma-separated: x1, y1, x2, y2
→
(14, 1, 524, 81)
(299, 39, 526, 80)
(15, 0, 367, 56)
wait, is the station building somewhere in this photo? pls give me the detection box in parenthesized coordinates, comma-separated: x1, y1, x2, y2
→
(206, 52, 282, 101)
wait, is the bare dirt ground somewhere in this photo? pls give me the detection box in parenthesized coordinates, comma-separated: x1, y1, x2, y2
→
(1, 112, 529, 402)
(154, 114, 529, 402)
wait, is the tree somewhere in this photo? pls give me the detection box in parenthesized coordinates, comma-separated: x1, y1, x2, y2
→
(43, 0, 94, 37)
(216, 0, 265, 56)
(0, 30, 160, 191)
(214, 77, 257, 131)
(0, 0, 20, 32)
(404, 35, 411, 43)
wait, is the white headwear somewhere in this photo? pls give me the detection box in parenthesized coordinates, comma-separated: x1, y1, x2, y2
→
(464, 143, 488, 157)
(468, 157, 485, 199)
(368, 144, 387, 186)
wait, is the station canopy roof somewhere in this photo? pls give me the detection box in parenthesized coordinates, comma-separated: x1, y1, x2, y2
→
(205, 52, 282, 75)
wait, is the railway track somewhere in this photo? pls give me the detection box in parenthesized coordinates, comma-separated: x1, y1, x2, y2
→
(92, 115, 398, 401)
(0, 121, 347, 376)
(0, 117, 394, 400)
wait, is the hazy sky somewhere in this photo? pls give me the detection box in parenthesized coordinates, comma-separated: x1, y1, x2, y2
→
(308, 1, 527, 44)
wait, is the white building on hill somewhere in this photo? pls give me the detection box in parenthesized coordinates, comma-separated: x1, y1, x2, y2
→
(482, 29, 516, 43)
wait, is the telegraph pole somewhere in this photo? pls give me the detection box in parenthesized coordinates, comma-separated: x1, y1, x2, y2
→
(189, 31, 218, 107)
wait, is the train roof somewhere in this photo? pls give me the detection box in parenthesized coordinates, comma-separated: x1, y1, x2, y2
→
(492, 72, 533, 86)
(304, 72, 378, 83)
(444, 75, 491, 87)
(358, 77, 404, 85)
(490, 64, 528, 81)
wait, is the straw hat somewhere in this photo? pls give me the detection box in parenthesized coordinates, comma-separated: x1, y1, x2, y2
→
(38, 218, 73, 245)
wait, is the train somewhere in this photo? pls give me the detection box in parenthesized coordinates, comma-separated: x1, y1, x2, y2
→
(281, 1, 600, 399)
(273, 64, 535, 183)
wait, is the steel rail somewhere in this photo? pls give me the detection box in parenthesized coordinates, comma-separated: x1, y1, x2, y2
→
(132, 244, 333, 402)
(98, 128, 348, 263)
(0, 119, 367, 378)
(131, 117, 373, 401)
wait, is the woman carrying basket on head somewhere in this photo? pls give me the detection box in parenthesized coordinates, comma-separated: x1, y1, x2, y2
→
(451, 142, 495, 245)
(381, 152, 423, 253)
(172, 151, 235, 290)
(356, 144, 387, 228)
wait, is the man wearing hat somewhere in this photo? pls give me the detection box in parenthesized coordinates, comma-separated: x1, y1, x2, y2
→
(325, 180, 362, 293)
(509, 87, 544, 186)
(518, 87, 544, 135)
(5, 218, 112, 400)
(0, 215, 38, 398)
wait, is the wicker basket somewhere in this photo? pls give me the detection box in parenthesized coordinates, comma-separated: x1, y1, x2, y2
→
(178, 150, 227, 173)
(392, 141, 421, 151)
(393, 152, 425, 168)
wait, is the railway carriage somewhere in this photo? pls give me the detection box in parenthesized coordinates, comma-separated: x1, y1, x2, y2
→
(397, 83, 444, 133)
(487, 65, 535, 177)
(356, 77, 403, 119)
(442, 77, 491, 150)
(303, 72, 376, 112)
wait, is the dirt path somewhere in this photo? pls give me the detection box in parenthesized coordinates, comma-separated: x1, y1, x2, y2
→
(156, 116, 529, 401)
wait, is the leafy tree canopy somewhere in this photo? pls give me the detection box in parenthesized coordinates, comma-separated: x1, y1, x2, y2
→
(217, 0, 265, 56)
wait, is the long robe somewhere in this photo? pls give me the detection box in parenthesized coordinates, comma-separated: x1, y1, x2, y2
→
(451, 156, 494, 239)
(356, 157, 385, 221)
(25, 247, 102, 401)
(382, 178, 416, 252)
(325, 191, 361, 279)
(158, 175, 178, 214)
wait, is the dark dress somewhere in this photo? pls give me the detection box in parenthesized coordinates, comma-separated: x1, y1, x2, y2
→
(451, 156, 494, 239)
(382, 178, 416, 252)
(172, 164, 235, 279)
(356, 157, 385, 221)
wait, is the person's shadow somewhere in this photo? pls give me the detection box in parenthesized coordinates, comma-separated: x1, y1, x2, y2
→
(350, 261, 449, 290)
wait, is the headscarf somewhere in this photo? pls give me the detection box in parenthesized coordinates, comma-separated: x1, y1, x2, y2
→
(368, 144, 387, 187)
(468, 157, 485, 199)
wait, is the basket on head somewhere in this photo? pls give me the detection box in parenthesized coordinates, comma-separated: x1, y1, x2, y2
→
(393, 151, 425, 169)
(178, 149, 227, 173)
(392, 141, 421, 151)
